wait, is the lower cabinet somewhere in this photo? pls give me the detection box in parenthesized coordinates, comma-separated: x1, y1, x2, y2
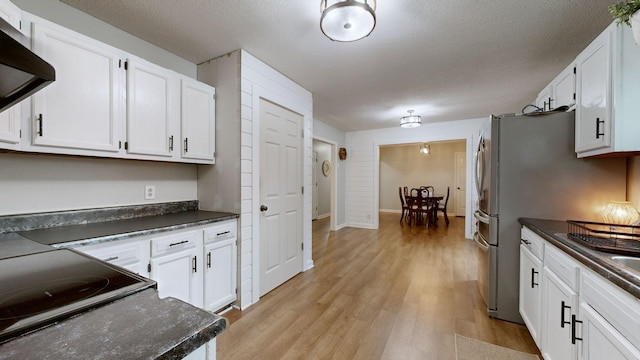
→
(203, 222, 237, 312)
(520, 226, 640, 360)
(149, 230, 204, 308)
(541, 265, 578, 360)
(74, 236, 149, 276)
(519, 243, 542, 347)
(73, 219, 238, 360)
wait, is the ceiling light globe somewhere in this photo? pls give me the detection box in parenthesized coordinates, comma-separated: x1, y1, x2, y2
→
(320, 0, 376, 42)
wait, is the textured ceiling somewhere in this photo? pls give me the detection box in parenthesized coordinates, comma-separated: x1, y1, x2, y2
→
(60, 0, 614, 131)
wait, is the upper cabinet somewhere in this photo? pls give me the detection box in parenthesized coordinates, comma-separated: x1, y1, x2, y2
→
(29, 21, 123, 155)
(0, 106, 21, 150)
(13, 12, 215, 164)
(126, 56, 179, 160)
(536, 63, 576, 112)
(575, 22, 640, 158)
(180, 79, 216, 163)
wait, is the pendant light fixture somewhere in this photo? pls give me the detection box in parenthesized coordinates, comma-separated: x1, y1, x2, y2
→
(419, 143, 431, 156)
(400, 110, 422, 128)
(320, 0, 376, 42)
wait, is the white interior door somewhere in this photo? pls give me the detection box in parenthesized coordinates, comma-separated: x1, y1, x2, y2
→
(454, 151, 466, 217)
(259, 99, 303, 296)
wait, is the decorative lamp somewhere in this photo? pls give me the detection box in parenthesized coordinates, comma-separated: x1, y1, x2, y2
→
(400, 110, 422, 128)
(602, 201, 640, 225)
(320, 0, 376, 42)
(419, 143, 431, 156)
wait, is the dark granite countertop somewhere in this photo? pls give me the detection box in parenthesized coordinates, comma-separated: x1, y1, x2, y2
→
(519, 218, 640, 299)
(0, 289, 226, 359)
(17, 210, 238, 248)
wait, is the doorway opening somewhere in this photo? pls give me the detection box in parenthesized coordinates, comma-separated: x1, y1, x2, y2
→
(312, 138, 337, 232)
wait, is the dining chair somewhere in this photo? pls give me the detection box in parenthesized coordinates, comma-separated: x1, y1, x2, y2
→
(409, 188, 432, 227)
(437, 186, 450, 226)
(398, 187, 409, 223)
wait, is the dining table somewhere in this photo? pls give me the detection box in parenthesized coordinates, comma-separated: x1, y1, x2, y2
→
(405, 193, 444, 226)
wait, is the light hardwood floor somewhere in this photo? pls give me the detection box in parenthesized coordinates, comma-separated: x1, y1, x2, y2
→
(217, 213, 540, 359)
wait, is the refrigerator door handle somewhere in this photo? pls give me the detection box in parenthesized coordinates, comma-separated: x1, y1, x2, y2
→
(474, 135, 485, 200)
(474, 210, 490, 224)
(473, 230, 490, 251)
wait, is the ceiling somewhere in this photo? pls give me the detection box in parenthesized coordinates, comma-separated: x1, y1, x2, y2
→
(60, 0, 615, 132)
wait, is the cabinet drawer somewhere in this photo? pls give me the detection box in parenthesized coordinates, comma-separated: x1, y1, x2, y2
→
(521, 227, 544, 260)
(204, 220, 237, 244)
(544, 244, 579, 291)
(151, 230, 198, 257)
(581, 269, 640, 346)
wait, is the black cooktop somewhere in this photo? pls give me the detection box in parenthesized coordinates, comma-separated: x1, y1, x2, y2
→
(0, 249, 156, 343)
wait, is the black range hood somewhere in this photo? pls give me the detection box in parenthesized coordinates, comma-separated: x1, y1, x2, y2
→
(0, 17, 55, 113)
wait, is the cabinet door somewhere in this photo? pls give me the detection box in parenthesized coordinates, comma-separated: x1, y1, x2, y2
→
(553, 64, 576, 108)
(150, 246, 202, 307)
(580, 303, 640, 360)
(536, 85, 552, 111)
(0, 105, 21, 149)
(575, 29, 611, 153)
(204, 238, 236, 312)
(519, 245, 542, 348)
(126, 56, 178, 158)
(31, 22, 122, 153)
(541, 266, 579, 360)
(181, 79, 215, 162)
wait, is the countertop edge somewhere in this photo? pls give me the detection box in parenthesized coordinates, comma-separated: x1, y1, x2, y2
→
(52, 213, 239, 249)
(519, 218, 640, 299)
(0, 289, 227, 359)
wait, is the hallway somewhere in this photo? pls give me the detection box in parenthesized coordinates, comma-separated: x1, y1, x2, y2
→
(217, 213, 538, 359)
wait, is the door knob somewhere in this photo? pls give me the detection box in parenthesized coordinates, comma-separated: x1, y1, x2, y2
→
(457, 187, 461, 189)
(260, 205, 268, 212)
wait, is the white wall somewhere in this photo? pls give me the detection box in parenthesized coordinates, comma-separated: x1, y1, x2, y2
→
(313, 140, 331, 217)
(0, 153, 197, 215)
(346, 117, 485, 239)
(197, 50, 313, 309)
(313, 119, 347, 229)
(380, 141, 465, 212)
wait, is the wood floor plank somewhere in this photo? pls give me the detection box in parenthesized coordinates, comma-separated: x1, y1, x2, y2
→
(216, 214, 541, 359)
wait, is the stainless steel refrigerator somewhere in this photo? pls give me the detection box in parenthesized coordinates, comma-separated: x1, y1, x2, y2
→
(472, 111, 626, 324)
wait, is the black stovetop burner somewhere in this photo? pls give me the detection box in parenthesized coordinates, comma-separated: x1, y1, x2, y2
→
(0, 249, 156, 343)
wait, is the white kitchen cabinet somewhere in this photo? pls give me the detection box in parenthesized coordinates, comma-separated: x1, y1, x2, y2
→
(126, 56, 179, 159)
(519, 242, 543, 348)
(579, 269, 640, 360)
(203, 220, 237, 312)
(551, 63, 576, 109)
(180, 78, 216, 163)
(74, 237, 150, 276)
(29, 19, 123, 155)
(535, 63, 575, 112)
(536, 85, 553, 112)
(0, 105, 21, 150)
(541, 244, 580, 360)
(575, 22, 640, 157)
(149, 230, 204, 308)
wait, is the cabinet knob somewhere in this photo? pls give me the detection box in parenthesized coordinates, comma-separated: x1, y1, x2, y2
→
(260, 205, 268, 212)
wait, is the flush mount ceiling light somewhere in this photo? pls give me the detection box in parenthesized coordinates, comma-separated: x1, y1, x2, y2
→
(419, 143, 431, 156)
(400, 110, 422, 128)
(320, 0, 376, 42)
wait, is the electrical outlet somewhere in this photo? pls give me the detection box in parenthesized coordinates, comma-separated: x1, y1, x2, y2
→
(145, 185, 156, 200)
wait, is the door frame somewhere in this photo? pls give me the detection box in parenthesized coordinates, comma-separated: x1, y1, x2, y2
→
(312, 136, 338, 231)
(251, 85, 313, 305)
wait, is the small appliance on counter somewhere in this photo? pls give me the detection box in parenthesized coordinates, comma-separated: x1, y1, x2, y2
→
(0, 249, 155, 343)
(473, 111, 627, 324)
